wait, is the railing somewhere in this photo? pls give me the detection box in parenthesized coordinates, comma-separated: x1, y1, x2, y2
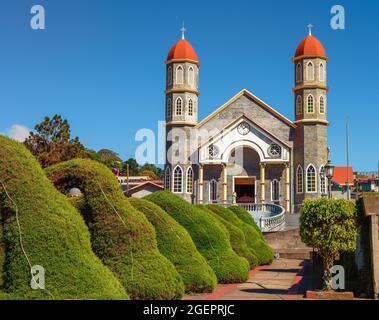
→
(226, 203, 286, 233)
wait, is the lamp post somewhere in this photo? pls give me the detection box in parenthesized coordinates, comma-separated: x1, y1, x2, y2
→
(325, 159, 335, 199)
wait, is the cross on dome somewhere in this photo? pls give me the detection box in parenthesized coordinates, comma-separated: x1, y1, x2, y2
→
(307, 24, 314, 36)
(180, 22, 186, 40)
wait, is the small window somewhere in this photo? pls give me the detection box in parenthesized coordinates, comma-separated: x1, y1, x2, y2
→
(297, 165, 303, 194)
(271, 179, 280, 202)
(296, 63, 302, 83)
(176, 65, 183, 84)
(307, 95, 314, 113)
(175, 97, 183, 116)
(319, 63, 325, 82)
(165, 167, 171, 190)
(188, 66, 195, 86)
(306, 62, 314, 81)
(188, 99, 193, 116)
(167, 98, 172, 117)
(320, 166, 326, 195)
(307, 165, 317, 193)
(319, 96, 325, 114)
(173, 166, 183, 193)
(210, 180, 217, 203)
(167, 66, 172, 85)
(296, 96, 303, 115)
(186, 167, 193, 194)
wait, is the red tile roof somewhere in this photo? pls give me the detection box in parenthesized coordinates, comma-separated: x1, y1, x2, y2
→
(333, 167, 354, 186)
(295, 35, 327, 58)
(167, 39, 199, 63)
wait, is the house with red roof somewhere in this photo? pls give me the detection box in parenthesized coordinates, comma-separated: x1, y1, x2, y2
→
(331, 166, 354, 199)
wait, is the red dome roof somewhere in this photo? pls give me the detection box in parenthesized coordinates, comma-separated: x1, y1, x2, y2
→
(295, 35, 327, 58)
(167, 39, 199, 63)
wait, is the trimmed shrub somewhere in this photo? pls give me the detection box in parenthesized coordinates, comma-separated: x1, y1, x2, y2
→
(228, 206, 262, 235)
(0, 136, 128, 299)
(46, 159, 184, 300)
(145, 191, 250, 283)
(196, 205, 258, 267)
(206, 205, 274, 265)
(129, 198, 217, 293)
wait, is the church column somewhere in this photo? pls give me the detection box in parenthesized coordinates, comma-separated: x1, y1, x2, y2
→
(284, 163, 290, 212)
(198, 164, 204, 204)
(260, 163, 266, 203)
(222, 164, 228, 204)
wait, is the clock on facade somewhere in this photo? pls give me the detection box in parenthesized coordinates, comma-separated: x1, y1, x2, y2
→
(237, 122, 250, 135)
(268, 144, 282, 158)
(208, 145, 220, 158)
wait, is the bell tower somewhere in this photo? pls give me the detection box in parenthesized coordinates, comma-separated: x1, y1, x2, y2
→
(293, 25, 329, 211)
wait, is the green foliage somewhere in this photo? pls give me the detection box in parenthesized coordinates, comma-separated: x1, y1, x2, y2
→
(46, 159, 184, 300)
(129, 198, 217, 293)
(197, 205, 258, 267)
(206, 205, 273, 265)
(300, 199, 357, 255)
(145, 191, 250, 283)
(0, 136, 128, 300)
(228, 206, 263, 235)
(24, 115, 84, 168)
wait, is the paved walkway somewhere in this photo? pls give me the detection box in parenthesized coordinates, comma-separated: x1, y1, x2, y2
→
(184, 259, 309, 300)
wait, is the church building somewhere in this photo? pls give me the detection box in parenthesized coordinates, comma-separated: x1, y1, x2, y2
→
(164, 26, 329, 213)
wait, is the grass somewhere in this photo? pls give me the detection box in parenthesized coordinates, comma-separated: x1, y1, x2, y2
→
(0, 136, 128, 300)
(46, 159, 184, 300)
(205, 205, 274, 265)
(145, 191, 250, 283)
(128, 198, 217, 293)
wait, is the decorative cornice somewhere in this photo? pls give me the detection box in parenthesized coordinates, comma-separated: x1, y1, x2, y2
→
(292, 55, 329, 63)
(165, 59, 200, 67)
(165, 121, 197, 127)
(165, 88, 200, 96)
(294, 119, 330, 126)
(292, 84, 329, 93)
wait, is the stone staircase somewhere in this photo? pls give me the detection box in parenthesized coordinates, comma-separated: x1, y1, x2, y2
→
(264, 228, 313, 260)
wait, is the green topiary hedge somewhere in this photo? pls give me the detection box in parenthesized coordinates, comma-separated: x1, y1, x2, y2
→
(228, 206, 263, 236)
(128, 198, 217, 293)
(145, 191, 250, 283)
(206, 205, 273, 265)
(196, 205, 258, 267)
(46, 159, 184, 300)
(0, 136, 128, 299)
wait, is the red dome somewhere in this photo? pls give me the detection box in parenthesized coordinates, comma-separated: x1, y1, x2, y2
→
(166, 39, 199, 63)
(295, 35, 327, 58)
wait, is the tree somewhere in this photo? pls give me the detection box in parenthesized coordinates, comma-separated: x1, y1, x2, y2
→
(139, 169, 158, 180)
(97, 149, 123, 170)
(122, 158, 140, 176)
(24, 115, 83, 168)
(300, 198, 357, 290)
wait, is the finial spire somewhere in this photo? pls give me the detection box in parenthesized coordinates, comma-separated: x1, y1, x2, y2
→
(307, 23, 313, 36)
(180, 22, 186, 40)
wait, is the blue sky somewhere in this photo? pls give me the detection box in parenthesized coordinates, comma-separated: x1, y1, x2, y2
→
(1, 0, 378, 171)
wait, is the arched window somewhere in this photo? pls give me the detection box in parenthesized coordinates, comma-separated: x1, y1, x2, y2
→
(307, 95, 314, 113)
(165, 167, 171, 191)
(296, 95, 303, 115)
(188, 66, 194, 86)
(296, 63, 302, 83)
(319, 63, 325, 82)
(319, 96, 325, 114)
(167, 66, 172, 85)
(167, 98, 172, 117)
(320, 166, 326, 195)
(176, 65, 183, 84)
(186, 167, 193, 194)
(210, 180, 218, 203)
(306, 165, 317, 193)
(297, 165, 303, 194)
(271, 179, 280, 202)
(175, 97, 183, 116)
(188, 99, 193, 116)
(306, 62, 314, 81)
(173, 166, 183, 193)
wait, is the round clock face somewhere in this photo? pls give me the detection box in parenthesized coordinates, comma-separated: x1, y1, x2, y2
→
(268, 144, 282, 158)
(237, 122, 250, 135)
(208, 145, 220, 158)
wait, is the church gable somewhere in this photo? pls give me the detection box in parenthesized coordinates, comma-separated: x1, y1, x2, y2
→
(196, 89, 295, 145)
